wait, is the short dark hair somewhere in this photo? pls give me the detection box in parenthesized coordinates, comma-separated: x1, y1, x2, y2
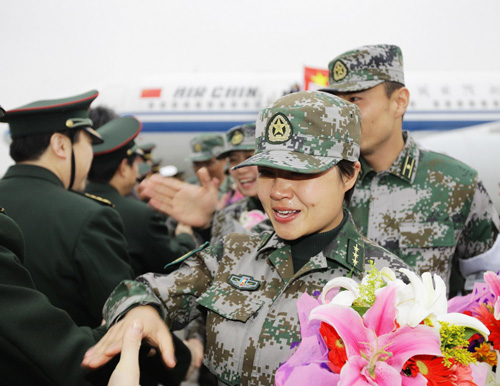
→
(336, 159, 358, 206)
(383, 81, 405, 99)
(88, 153, 137, 183)
(88, 106, 119, 129)
(10, 129, 81, 163)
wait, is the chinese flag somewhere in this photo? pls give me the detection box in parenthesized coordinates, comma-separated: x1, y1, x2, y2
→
(304, 67, 329, 91)
(141, 89, 162, 98)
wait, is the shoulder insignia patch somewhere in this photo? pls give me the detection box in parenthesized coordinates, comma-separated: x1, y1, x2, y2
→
(164, 241, 210, 269)
(84, 193, 114, 207)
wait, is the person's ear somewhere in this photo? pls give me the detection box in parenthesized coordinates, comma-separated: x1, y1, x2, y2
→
(343, 161, 361, 192)
(49, 133, 69, 159)
(118, 158, 129, 177)
(392, 87, 410, 119)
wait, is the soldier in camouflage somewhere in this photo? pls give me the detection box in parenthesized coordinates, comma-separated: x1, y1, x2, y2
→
(321, 44, 500, 296)
(210, 122, 273, 244)
(82, 91, 411, 386)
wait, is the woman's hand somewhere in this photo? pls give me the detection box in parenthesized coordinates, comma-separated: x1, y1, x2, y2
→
(82, 306, 177, 370)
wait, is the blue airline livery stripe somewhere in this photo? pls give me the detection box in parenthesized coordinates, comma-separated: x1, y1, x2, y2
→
(140, 119, 499, 133)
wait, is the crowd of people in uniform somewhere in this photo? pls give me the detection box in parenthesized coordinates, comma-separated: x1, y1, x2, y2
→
(1, 43, 499, 386)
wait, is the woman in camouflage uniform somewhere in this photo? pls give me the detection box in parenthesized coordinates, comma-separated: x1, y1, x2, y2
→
(210, 122, 273, 244)
(83, 91, 410, 385)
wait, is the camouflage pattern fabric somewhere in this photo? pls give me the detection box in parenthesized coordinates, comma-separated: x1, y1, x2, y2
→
(217, 123, 256, 159)
(103, 211, 410, 385)
(210, 197, 273, 245)
(187, 134, 225, 162)
(349, 131, 500, 291)
(234, 91, 361, 174)
(323, 44, 405, 93)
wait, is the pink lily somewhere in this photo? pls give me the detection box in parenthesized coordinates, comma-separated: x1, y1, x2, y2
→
(484, 271, 500, 319)
(309, 282, 443, 386)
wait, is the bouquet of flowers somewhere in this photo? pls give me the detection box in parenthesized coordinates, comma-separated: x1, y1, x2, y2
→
(275, 265, 491, 385)
(448, 271, 500, 385)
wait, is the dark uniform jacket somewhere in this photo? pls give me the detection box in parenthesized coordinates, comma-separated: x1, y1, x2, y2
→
(0, 209, 191, 386)
(85, 182, 196, 276)
(0, 165, 134, 327)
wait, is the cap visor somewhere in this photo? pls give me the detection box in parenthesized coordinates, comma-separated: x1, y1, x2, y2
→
(217, 145, 255, 160)
(232, 150, 340, 174)
(85, 127, 104, 145)
(320, 79, 384, 93)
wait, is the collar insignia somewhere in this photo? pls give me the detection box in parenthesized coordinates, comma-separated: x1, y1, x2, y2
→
(401, 155, 415, 179)
(228, 274, 261, 291)
(333, 60, 348, 82)
(266, 113, 292, 144)
(231, 130, 244, 145)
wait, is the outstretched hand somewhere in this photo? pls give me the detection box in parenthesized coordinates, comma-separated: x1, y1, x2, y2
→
(82, 306, 176, 370)
(107, 321, 143, 386)
(138, 168, 219, 228)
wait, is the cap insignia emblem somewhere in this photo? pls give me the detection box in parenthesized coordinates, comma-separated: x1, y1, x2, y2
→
(266, 113, 292, 144)
(333, 60, 348, 81)
(231, 130, 244, 146)
(66, 119, 74, 128)
(194, 143, 203, 152)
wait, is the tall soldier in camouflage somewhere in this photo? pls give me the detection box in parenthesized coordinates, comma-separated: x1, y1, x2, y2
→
(82, 91, 411, 385)
(321, 44, 500, 295)
(0, 91, 135, 327)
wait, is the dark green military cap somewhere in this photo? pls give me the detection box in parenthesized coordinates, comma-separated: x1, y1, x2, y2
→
(0, 90, 103, 144)
(186, 134, 224, 162)
(93, 116, 142, 162)
(139, 143, 156, 160)
(321, 44, 405, 93)
(0, 105, 5, 119)
(217, 123, 256, 159)
(234, 91, 361, 174)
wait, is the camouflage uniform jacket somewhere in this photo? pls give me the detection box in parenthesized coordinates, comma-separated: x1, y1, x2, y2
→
(104, 211, 410, 386)
(210, 196, 273, 244)
(349, 131, 499, 287)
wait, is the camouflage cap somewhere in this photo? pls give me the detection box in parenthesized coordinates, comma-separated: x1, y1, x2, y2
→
(217, 122, 256, 159)
(321, 44, 404, 93)
(233, 91, 361, 174)
(186, 134, 224, 162)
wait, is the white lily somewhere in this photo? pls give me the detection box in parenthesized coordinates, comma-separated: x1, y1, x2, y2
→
(397, 268, 490, 338)
(320, 266, 398, 306)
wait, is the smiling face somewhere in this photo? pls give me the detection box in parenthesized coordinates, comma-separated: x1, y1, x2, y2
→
(257, 165, 356, 240)
(228, 150, 258, 197)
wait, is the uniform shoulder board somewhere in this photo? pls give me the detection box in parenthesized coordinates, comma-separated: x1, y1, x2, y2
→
(164, 241, 210, 269)
(83, 193, 114, 207)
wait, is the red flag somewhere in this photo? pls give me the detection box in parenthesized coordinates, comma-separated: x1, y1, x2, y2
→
(141, 88, 162, 98)
(304, 67, 329, 91)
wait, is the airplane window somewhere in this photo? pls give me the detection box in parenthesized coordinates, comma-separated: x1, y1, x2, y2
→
(457, 101, 463, 108)
(172, 102, 177, 109)
(255, 101, 261, 108)
(196, 102, 201, 109)
(409, 101, 416, 108)
(184, 102, 190, 108)
(469, 101, 475, 108)
(243, 102, 249, 108)
(481, 100, 487, 108)
(232, 101, 238, 108)
(433, 101, 439, 108)
(445, 101, 451, 108)
(160, 102, 166, 108)
(207, 101, 213, 108)
(149, 102, 154, 109)
(220, 102, 225, 108)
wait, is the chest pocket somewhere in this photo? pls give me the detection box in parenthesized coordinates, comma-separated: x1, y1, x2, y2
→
(197, 279, 264, 322)
(399, 221, 456, 248)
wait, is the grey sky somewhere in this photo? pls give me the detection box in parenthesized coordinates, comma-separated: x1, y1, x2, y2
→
(1, 0, 499, 108)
